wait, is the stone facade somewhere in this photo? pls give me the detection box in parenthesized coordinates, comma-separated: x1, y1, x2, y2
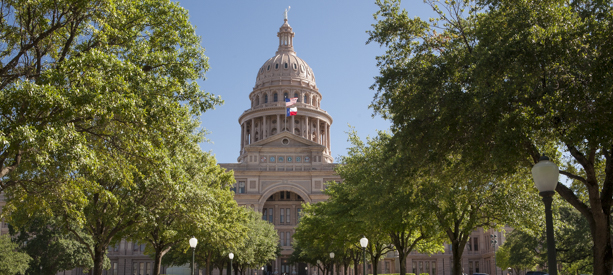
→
(219, 17, 340, 275)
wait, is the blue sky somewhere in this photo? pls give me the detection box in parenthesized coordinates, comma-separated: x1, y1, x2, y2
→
(177, 0, 439, 163)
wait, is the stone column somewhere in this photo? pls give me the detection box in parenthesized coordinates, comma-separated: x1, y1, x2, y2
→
(328, 124, 331, 154)
(277, 114, 280, 134)
(324, 122, 328, 152)
(240, 122, 245, 150)
(291, 115, 295, 134)
(262, 116, 268, 139)
(316, 118, 320, 144)
(305, 116, 309, 139)
(250, 118, 255, 144)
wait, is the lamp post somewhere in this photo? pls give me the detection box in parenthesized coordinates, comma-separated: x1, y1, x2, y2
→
(229, 253, 235, 275)
(305, 266, 308, 275)
(360, 237, 368, 275)
(262, 266, 265, 275)
(330, 252, 335, 275)
(189, 237, 198, 275)
(531, 155, 559, 275)
(490, 233, 498, 275)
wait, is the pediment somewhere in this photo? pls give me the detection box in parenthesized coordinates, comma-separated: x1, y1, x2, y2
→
(248, 131, 324, 148)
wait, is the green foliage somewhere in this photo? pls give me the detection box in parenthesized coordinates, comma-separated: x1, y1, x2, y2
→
(495, 200, 593, 274)
(368, 0, 613, 274)
(131, 144, 237, 275)
(0, 235, 31, 275)
(1, 1, 222, 275)
(9, 213, 94, 275)
(229, 208, 280, 273)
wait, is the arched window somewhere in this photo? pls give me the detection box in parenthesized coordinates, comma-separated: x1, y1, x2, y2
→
(264, 94, 268, 103)
(294, 92, 299, 102)
(255, 95, 260, 105)
(304, 94, 307, 104)
(274, 93, 278, 102)
(275, 64, 279, 69)
(284, 92, 288, 100)
(284, 63, 288, 68)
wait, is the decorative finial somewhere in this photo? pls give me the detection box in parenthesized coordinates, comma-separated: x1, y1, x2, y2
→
(284, 6, 291, 20)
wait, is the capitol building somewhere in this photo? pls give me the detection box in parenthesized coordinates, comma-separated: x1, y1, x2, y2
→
(1, 15, 509, 275)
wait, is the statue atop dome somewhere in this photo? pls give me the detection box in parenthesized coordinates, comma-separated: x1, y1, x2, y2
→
(284, 6, 290, 20)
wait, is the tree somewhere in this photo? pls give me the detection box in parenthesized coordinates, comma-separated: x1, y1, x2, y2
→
(0, 0, 221, 193)
(368, 0, 613, 274)
(9, 213, 93, 275)
(133, 146, 237, 275)
(230, 208, 279, 275)
(496, 230, 542, 275)
(2, 1, 222, 275)
(0, 235, 31, 275)
(332, 130, 445, 275)
(161, 198, 250, 275)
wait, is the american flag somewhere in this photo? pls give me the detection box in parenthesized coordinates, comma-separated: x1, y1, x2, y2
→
(285, 97, 298, 106)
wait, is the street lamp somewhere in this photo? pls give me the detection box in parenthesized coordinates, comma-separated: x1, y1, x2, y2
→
(360, 237, 368, 275)
(229, 253, 235, 275)
(305, 266, 308, 275)
(189, 237, 198, 275)
(490, 233, 498, 275)
(329, 253, 335, 275)
(262, 266, 265, 275)
(531, 155, 559, 275)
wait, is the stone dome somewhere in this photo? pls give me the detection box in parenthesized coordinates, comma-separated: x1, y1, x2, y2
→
(254, 19, 317, 89)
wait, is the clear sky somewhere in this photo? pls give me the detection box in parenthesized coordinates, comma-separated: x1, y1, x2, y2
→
(176, 0, 439, 164)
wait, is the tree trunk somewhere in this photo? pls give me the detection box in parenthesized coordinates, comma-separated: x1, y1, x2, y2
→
(592, 217, 613, 275)
(153, 247, 164, 275)
(371, 257, 378, 275)
(397, 250, 407, 275)
(451, 240, 464, 275)
(93, 246, 106, 275)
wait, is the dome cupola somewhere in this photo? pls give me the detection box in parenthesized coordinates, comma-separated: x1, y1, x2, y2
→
(254, 18, 316, 89)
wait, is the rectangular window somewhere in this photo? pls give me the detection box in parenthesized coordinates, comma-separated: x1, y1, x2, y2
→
(280, 192, 285, 199)
(469, 261, 474, 275)
(419, 261, 423, 274)
(286, 232, 290, 246)
(287, 208, 291, 224)
(280, 208, 284, 223)
(431, 262, 436, 275)
(146, 262, 151, 275)
(133, 263, 138, 275)
(262, 208, 267, 221)
(286, 191, 290, 199)
(269, 209, 273, 223)
(412, 261, 416, 274)
(280, 232, 284, 246)
(140, 244, 145, 252)
(425, 261, 430, 274)
(113, 263, 118, 275)
(133, 242, 139, 251)
(475, 261, 480, 273)
(385, 262, 390, 274)
(140, 263, 145, 275)
(474, 237, 479, 251)
(297, 208, 302, 222)
(238, 181, 245, 193)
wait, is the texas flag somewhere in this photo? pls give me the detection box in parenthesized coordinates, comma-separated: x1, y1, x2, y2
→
(286, 107, 297, 116)
(285, 97, 298, 106)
